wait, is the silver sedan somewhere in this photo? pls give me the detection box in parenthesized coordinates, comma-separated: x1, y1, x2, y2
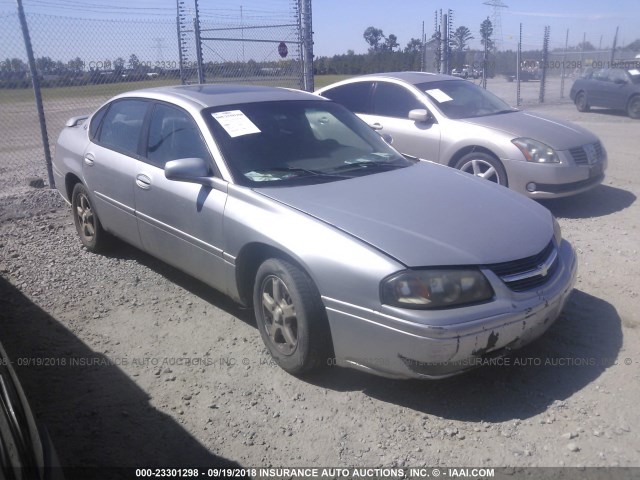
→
(317, 72, 607, 198)
(53, 85, 576, 379)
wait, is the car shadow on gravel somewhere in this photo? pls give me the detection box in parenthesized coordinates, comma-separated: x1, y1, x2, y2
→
(539, 184, 636, 219)
(308, 289, 623, 423)
(101, 242, 256, 326)
(0, 276, 244, 480)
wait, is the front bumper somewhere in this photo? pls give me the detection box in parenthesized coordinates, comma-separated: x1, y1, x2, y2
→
(323, 240, 577, 379)
(502, 150, 607, 199)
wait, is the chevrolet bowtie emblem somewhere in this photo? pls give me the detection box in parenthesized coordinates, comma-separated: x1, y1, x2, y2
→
(538, 263, 549, 277)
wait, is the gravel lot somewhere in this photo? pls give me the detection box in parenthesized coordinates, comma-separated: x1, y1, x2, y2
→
(0, 100, 639, 477)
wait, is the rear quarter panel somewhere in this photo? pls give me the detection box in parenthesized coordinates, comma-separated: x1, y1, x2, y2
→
(53, 123, 90, 201)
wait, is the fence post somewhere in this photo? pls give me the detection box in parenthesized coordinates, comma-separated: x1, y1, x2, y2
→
(300, 0, 314, 92)
(176, 0, 188, 85)
(441, 13, 448, 75)
(610, 26, 619, 65)
(539, 26, 549, 104)
(194, 0, 205, 84)
(560, 29, 569, 99)
(516, 23, 521, 106)
(16, 0, 54, 189)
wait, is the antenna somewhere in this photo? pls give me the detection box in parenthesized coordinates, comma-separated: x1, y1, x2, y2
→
(482, 0, 507, 50)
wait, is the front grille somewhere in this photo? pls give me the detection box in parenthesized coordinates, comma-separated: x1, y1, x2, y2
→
(486, 241, 558, 292)
(570, 141, 603, 165)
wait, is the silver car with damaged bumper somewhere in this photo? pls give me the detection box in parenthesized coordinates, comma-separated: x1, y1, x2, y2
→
(317, 72, 607, 199)
(53, 84, 576, 379)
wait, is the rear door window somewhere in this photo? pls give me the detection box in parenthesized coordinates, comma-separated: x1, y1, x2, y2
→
(97, 99, 149, 157)
(320, 82, 373, 114)
(372, 82, 424, 119)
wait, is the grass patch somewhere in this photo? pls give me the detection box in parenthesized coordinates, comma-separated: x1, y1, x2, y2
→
(0, 74, 353, 105)
(313, 75, 353, 89)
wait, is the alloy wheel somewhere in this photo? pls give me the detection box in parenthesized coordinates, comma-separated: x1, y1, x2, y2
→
(458, 158, 501, 183)
(260, 275, 298, 355)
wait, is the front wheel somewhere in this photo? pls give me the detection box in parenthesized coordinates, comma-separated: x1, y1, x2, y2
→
(627, 95, 640, 119)
(454, 152, 508, 186)
(71, 183, 109, 252)
(575, 91, 590, 112)
(253, 258, 332, 375)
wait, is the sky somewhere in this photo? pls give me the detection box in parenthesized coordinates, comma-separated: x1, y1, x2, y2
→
(1, 0, 639, 63)
(311, 0, 640, 55)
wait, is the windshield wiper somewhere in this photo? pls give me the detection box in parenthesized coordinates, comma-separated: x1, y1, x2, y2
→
(260, 167, 351, 178)
(332, 159, 405, 172)
(494, 108, 518, 114)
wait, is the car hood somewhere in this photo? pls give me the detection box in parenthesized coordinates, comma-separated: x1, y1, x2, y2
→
(460, 110, 598, 150)
(255, 162, 553, 267)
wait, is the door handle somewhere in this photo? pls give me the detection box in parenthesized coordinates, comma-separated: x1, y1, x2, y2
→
(83, 153, 95, 166)
(136, 174, 151, 190)
(369, 123, 383, 131)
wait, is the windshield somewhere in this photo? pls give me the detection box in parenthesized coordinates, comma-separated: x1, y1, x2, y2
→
(204, 100, 412, 187)
(416, 80, 516, 119)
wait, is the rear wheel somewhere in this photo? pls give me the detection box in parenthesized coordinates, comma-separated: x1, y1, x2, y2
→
(71, 183, 108, 252)
(575, 91, 590, 112)
(627, 95, 640, 119)
(454, 152, 508, 186)
(253, 258, 332, 375)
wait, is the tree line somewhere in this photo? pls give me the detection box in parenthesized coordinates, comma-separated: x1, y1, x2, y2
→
(0, 54, 303, 89)
(314, 21, 640, 77)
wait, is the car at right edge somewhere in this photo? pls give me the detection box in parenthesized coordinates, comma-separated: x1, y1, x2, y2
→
(317, 72, 608, 199)
(570, 66, 640, 119)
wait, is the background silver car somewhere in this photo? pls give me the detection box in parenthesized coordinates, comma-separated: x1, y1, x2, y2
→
(53, 85, 576, 379)
(317, 72, 608, 198)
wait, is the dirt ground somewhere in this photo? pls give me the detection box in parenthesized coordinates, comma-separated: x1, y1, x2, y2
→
(0, 99, 639, 478)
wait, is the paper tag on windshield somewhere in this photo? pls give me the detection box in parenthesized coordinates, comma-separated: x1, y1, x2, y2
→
(211, 110, 261, 137)
(629, 69, 640, 76)
(425, 88, 453, 103)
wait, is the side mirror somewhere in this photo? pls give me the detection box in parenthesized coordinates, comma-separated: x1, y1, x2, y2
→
(408, 108, 432, 123)
(614, 78, 627, 85)
(165, 157, 211, 184)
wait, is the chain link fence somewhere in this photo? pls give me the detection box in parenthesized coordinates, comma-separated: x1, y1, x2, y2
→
(0, 1, 309, 196)
(477, 28, 638, 108)
(195, 4, 306, 89)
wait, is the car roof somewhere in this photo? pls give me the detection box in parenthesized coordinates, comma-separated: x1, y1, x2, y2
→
(116, 84, 323, 109)
(356, 71, 456, 85)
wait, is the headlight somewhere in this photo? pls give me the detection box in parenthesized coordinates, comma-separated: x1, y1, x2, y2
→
(381, 269, 494, 309)
(553, 216, 562, 246)
(512, 137, 559, 163)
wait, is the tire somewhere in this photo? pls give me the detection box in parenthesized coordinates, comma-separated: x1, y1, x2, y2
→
(454, 151, 508, 187)
(627, 95, 640, 119)
(71, 183, 108, 252)
(575, 91, 590, 112)
(253, 258, 332, 375)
